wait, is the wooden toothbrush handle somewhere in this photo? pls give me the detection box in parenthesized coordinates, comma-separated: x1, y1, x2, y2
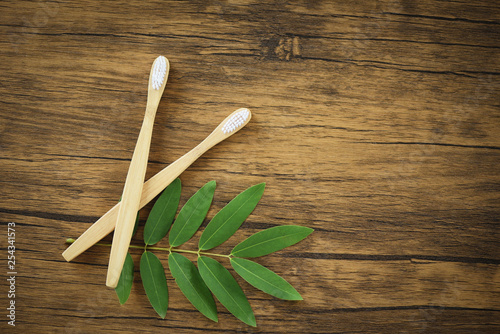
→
(140, 137, 216, 205)
(106, 110, 156, 288)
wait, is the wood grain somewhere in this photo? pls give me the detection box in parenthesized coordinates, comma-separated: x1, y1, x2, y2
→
(1, 0, 499, 333)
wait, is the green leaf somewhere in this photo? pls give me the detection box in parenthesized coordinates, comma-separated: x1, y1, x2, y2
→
(115, 252, 134, 305)
(140, 251, 169, 318)
(231, 258, 302, 300)
(144, 178, 181, 245)
(199, 183, 265, 251)
(169, 180, 216, 247)
(231, 225, 313, 258)
(198, 256, 256, 327)
(168, 253, 218, 322)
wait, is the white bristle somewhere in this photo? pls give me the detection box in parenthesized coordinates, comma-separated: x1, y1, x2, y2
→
(151, 56, 167, 90)
(222, 108, 250, 134)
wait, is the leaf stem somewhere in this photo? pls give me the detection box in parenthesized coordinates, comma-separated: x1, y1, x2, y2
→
(197, 250, 232, 259)
(65, 238, 231, 258)
(171, 248, 231, 258)
(170, 248, 199, 255)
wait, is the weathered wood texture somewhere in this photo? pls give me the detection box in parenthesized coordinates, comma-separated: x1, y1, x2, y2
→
(1, 0, 499, 333)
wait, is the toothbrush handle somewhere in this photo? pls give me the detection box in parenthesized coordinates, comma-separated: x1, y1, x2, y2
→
(62, 136, 218, 262)
(141, 137, 215, 207)
(106, 108, 157, 288)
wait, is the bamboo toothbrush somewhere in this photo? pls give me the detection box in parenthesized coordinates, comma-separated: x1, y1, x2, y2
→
(62, 108, 252, 263)
(106, 56, 169, 288)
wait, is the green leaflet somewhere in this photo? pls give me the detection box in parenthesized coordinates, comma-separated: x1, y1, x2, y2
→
(231, 225, 313, 258)
(115, 252, 134, 305)
(198, 256, 256, 327)
(199, 183, 265, 251)
(143, 178, 181, 245)
(231, 258, 302, 300)
(140, 251, 169, 318)
(168, 253, 218, 322)
(169, 180, 216, 247)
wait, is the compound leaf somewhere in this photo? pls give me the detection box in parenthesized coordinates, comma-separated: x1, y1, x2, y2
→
(231, 257, 302, 300)
(199, 183, 265, 251)
(168, 253, 218, 322)
(198, 256, 256, 327)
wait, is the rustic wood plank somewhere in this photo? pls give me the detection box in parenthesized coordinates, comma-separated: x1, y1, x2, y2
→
(0, 0, 498, 332)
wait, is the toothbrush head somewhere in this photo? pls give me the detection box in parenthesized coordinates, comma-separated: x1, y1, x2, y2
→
(151, 56, 168, 90)
(221, 108, 251, 134)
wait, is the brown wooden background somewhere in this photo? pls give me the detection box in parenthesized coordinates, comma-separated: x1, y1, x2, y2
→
(1, 1, 499, 333)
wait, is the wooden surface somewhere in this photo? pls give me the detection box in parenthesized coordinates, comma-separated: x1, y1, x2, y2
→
(1, 1, 499, 333)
